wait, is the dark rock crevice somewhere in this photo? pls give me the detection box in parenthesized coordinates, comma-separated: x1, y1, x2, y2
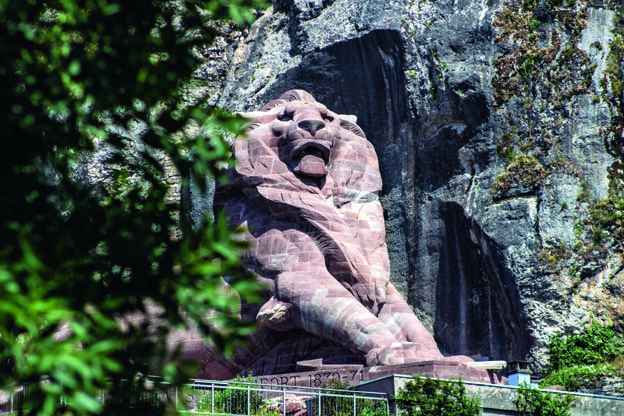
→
(267, 29, 409, 151)
(413, 86, 491, 192)
(434, 201, 531, 361)
(273, 0, 309, 55)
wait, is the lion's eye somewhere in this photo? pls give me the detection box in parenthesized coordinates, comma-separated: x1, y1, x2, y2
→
(245, 122, 261, 132)
(278, 112, 293, 122)
(322, 113, 334, 122)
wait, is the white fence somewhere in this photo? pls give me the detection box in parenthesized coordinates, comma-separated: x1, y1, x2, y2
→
(179, 380, 389, 415)
(0, 379, 389, 416)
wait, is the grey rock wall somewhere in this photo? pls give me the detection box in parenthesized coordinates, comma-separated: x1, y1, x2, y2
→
(193, 0, 624, 374)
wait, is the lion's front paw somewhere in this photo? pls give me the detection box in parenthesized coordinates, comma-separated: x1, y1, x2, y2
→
(256, 297, 296, 331)
(366, 342, 444, 366)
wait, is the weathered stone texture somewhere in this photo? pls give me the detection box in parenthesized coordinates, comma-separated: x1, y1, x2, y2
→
(185, 0, 624, 377)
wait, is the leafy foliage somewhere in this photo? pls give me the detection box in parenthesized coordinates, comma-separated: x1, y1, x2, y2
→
(513, 383, 576, 416)
(541, 322, 624, 391)
(395, 376, 480, 416)
(0, 0, 265, 415)
(541, 364, 614, 392)
(195, 375, 265, 415)
(548, 322, 624, 371)
(318, 379, 388, 416)
(493, 152, 547, 197)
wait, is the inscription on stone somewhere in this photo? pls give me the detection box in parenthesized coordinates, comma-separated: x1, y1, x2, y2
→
(257, 368, 364, 388)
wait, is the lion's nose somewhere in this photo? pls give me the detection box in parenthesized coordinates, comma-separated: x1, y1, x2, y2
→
(298, 119, 325, 136)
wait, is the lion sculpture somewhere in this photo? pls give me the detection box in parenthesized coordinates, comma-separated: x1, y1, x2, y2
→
(175, 90, 474, 378)
(203, 89, 458, 376)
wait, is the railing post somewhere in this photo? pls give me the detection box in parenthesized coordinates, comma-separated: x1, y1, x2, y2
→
(353, 391, 356, 416)
(282, 385, 286, 416)
(248, 384, 251, 416)
(317, 390, 321, 416)
(211, 382, 215, 414)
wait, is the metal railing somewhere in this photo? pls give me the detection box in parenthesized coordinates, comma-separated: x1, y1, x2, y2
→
(179, 380, 390, 416)
(0, 379, 389, 416)
(0, 386, 24, 415)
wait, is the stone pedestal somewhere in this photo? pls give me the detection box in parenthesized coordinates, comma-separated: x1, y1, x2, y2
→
(254, 359, 505, 388)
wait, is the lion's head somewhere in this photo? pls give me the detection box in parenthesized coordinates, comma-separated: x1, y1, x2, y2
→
(233, 90, 381, 198)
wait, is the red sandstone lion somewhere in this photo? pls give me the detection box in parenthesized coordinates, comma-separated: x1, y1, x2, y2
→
(210, 90, 450, 372)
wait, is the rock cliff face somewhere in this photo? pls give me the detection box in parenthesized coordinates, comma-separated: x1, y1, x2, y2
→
(193, 0, 624, 374)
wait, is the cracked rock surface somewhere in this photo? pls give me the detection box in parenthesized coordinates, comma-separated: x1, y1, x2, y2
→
(187, 0, 624, 377)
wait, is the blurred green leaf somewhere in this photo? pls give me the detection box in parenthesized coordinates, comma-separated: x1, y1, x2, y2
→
(0, 0, 266, 414)
(72, 391, 103, 414)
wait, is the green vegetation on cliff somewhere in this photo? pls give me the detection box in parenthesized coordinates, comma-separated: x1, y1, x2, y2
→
(0, 0, 264, 414)
(493, 0, 624, 286)
(542, 322, 624, 392)
(595, 9, 624, 252)
(492, 0, 593, 199)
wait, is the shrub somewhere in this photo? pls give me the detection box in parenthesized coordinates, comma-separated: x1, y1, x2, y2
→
(319, 379, 388, 416)
(541, 322, 624, 392)
(541, 364, 613, 391)
(395, 376, 480, 416)
(196, 375, 264, 415)
(548, 322, 624, 372)
(514, 383, 576, 416)
(493, 153, 547, 196)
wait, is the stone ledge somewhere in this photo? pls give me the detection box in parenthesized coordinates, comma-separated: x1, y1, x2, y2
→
(255, 359, 505, 388)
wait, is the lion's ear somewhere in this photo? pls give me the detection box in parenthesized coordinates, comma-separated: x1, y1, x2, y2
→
(339, 117, 366, 139)
(237, 111, 278, 127)
(338, 114, 357, 124)
(236, 111, 265, 121)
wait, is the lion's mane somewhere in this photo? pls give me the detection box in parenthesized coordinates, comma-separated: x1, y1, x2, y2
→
(219, 89, 390, 312)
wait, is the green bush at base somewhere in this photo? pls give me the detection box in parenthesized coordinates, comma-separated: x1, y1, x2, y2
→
(514, 383, 576, 416)
(395, 376, 480, 416)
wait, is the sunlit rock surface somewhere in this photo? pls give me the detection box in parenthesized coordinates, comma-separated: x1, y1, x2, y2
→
(184, 0, 624, 379)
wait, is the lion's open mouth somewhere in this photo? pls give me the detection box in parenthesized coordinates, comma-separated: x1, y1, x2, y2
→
(292, 142, 330, 177)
